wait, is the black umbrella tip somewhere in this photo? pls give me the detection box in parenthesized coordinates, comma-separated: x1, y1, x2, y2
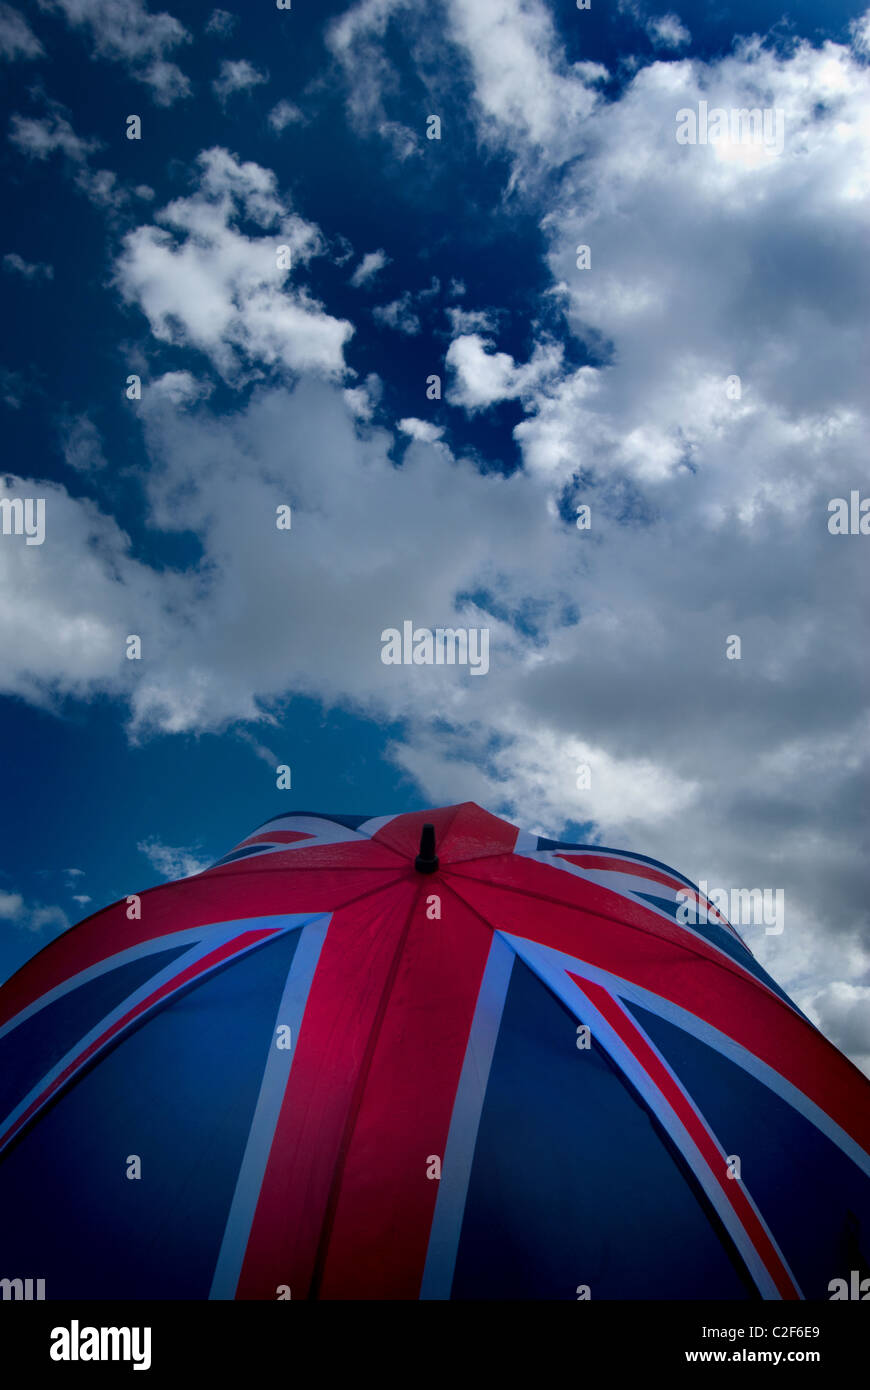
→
(414, 822, 439, 874)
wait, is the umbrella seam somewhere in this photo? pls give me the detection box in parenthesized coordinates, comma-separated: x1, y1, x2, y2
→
(442, 869, 799, 1021)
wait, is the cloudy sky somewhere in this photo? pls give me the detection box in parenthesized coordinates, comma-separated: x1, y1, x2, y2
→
(1, 0, 868, 1070)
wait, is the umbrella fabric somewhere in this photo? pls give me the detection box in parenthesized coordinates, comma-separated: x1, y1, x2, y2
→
(0, 802, 867, 1300)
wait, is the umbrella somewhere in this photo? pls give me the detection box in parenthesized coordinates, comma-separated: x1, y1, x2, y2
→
(0, 802, 868, 1300)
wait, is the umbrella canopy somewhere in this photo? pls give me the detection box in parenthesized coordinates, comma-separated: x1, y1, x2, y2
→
(1, 802, 868, 1301)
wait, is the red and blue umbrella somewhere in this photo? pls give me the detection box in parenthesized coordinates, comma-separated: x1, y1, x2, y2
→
(1, 803, 868, 1299)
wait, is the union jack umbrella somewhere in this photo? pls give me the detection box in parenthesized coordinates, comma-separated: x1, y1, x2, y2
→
(1, 803, 868, 1300)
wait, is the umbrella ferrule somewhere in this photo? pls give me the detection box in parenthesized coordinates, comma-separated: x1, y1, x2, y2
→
(414, 823, 439, 873)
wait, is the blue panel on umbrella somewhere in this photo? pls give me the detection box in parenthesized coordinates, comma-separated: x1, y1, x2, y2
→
(0, 945, 192, 1124)
(627, 1001, 870, 1299)
(0, 927, 300, 1298)
(452, 958, 752, 1299)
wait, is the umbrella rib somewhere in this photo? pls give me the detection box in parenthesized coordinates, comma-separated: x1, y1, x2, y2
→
(441, 868, 800, 1015)
(0, 856, 414, 997)
(128, 872, 413, 947)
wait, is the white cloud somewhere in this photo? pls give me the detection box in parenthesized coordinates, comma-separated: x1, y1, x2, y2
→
(78, 166, 128, 209)
(392, 722, 699, 836)
(0, 890, 24, 919)
(140, 56, 189, 105)
(343, 375, 380, 419)
(852, 13, 870, 54)
(0, 4, 44, 59)
(148, 369, 213, 406)
(446, 333, 563, 410)
(0, 888, 69, 976)
(9, 111, 99, 163)
(212, 58, 269, 101)
(8, 109, 130, 209)
(0, 888, 68, 936)
(0, 472, 191, 711)
(327, 0, 607, 174)
(372, 277, 439, 334)
(445, 305, 496, 334)
(268, 99, 304, 133)
(372, 291, 420, 334)
(61, 413, 108, 473)
(137, 837, 209, 879)
(326, 0, 421, 160)
(397, 417, 444, 443)
(646, 13, 690, 49)
(38, 0, 192, 104)
(236, 728, 280, 767)
(205, 7, 236, 37)
(3, 252, 53, 280)
(444, 0, 602, 179)
(350, 248, 390, 287)
(330, 234, 354, 266)
(29, 904, 70, 933)
(0, 376, 569, 738)
(113, 148, 353, 380)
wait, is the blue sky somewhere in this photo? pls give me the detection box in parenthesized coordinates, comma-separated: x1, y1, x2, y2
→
(1, 0, 869, 1070)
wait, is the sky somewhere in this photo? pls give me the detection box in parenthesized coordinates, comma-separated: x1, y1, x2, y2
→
(0, 0, 868, 1071)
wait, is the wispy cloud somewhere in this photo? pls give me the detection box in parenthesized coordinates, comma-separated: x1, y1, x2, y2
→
(38, 0, 191, 104)
(0, 887, 69, 936)
(137, 837, 209, 880)
(3, 251, 53, 280)
(0, 4, 44, 61)
(212, 58, 269, 102)
(205, 8, 237, 39)
(350, 248, 390, 288)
